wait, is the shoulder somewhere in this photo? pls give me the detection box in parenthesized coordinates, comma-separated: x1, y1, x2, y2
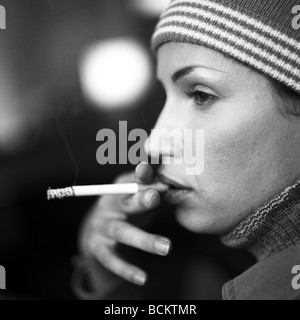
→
(223, 245, 300, 300)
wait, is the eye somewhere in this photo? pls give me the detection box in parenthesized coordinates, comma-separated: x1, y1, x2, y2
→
(185, 89, 217, 109)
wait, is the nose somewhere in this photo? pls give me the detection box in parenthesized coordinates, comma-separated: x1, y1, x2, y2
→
(144, 102, 183, 164)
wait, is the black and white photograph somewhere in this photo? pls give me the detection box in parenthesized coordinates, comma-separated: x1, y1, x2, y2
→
(0, 0, 300, 303)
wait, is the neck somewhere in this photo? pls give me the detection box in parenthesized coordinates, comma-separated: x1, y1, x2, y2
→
(221, 180, 300, 261)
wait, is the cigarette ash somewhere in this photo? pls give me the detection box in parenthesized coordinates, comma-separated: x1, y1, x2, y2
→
(47, 187, 74, 200)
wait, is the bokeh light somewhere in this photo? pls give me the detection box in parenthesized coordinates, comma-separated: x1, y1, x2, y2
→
(79, 38, 152, 110)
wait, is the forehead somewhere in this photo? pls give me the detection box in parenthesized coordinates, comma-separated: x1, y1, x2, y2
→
(156, 42, 254, 80)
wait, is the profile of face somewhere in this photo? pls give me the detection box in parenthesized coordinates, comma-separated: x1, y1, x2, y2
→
(144, 42, 300, 235)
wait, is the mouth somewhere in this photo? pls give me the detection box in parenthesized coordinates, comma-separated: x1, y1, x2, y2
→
(158, 173, 193, 205)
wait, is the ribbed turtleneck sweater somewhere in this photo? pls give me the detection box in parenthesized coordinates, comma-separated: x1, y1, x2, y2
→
(221, 180, 300, 261)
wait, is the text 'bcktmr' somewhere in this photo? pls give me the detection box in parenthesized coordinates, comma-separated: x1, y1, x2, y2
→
(104, 304, 197, 317)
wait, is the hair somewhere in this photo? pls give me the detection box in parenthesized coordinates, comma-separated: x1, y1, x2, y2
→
(270, 79, 300, 118)
(224, 52, 300, 118)
(219, 50, 300, 118)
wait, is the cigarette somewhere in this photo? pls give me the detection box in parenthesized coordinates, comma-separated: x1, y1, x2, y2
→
(47, 182, 169, 200)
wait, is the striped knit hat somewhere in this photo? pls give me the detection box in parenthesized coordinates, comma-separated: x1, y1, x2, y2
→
(152, 0, 300, 95)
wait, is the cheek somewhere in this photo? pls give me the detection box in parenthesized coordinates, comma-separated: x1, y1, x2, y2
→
(194, 98, 285, 206)
(204, 118, 265, 183)
(206, 123, 262, 181)
(177, 109, 278, 233)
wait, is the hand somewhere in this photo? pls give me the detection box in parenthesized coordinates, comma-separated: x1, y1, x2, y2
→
(79, 162, 172, 286)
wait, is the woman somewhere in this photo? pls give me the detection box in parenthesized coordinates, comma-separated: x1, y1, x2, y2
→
(74, 0, 300, 300)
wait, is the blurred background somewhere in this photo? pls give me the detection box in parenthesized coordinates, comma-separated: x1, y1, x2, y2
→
(0, 0, 255, 299)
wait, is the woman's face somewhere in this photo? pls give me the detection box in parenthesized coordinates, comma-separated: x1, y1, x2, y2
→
(145, 42, 300, 234)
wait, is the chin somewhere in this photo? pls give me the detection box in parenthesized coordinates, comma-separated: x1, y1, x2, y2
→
(175, 207, 232, 234)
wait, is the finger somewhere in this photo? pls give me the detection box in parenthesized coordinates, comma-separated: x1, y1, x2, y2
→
(105, 220, 172, 256)
(83, 227, 115, 257)
(114, 172, 135, 184)
(98, 172, 137, 211)
(97, 188, 160, 215)
(135, 162, 154, 184)
(121, 189, 160, 214)
(95, 245, 148, 286)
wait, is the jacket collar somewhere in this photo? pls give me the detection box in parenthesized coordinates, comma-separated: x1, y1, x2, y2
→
(221, 180, 300, 261)
(223, 244, 300, 300)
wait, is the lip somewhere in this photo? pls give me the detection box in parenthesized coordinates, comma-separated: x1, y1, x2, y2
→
(158, 173, 193, 205)
(157, 173, 189, 189)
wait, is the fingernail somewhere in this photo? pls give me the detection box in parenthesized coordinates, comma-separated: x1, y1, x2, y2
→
(145, 191, 157, 208)
(132, 273, 146, 286)
(154, 239, 171, 256)
(135, 162, 142, 174)
(136, 161, 148, 174)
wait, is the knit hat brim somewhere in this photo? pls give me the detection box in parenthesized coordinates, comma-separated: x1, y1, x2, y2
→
(152, 0, 300, 95)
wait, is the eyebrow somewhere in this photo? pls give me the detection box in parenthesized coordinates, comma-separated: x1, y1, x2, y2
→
(171, 65, 227, 83)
